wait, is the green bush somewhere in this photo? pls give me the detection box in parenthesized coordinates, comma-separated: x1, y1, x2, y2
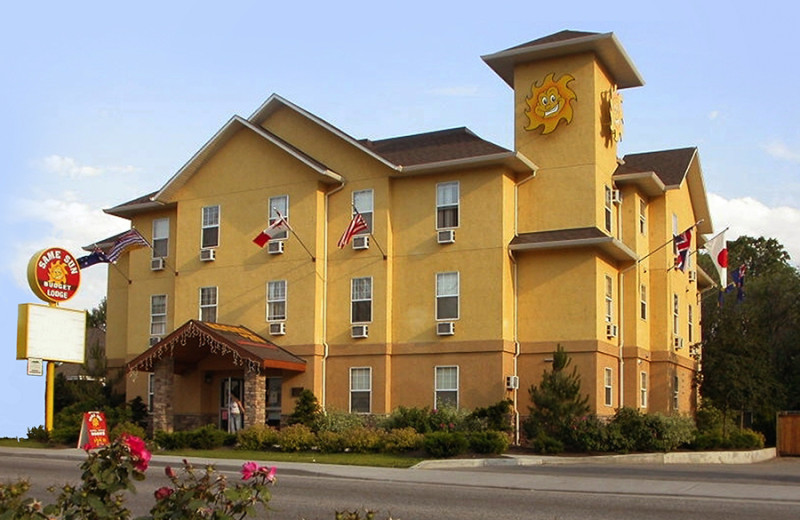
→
(154, 430, 190, 450)
(529, 432, 564, 454)
(109, 421, 147, 442)
(338, 426, 383, 453)
(26, 425, 49, 443)
(469, 400, 513, 432)
(315, 408, 366, 433)
(154, 425, 233, 450)
(422, 431, 468, 458)
(728, 428, 766, 450)
(430, 407, 475, 432)
(381, 406, 434, 433)
(468, 431, 509, 454)
(646, 413, 696, 452)
(316, 430, 347, 453)
(237, 424, 280, 451)
(277, 424, 316, 451)
(381, 427, 424, 453)
(287, 389, 322, 430)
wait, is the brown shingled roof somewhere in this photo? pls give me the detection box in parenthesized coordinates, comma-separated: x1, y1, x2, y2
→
(359, 127, 510, 167)
(511, 227, 609, 246)
(506, 30, 601, 52)
(614, 147, 697, 187)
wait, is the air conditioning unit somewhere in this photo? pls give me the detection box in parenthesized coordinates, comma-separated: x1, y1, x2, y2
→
(688, 271, 697, 282)
(437, 321, 455, 336)
(352, 235, 369, 250)
(269, 322, 286, 336)
(151, 257, 165, 271)
(611, 190, 623, 204)
(437, 229, 456, 244)
(505, 375, 520, 390)
(351, 324, 369, 338)
(674, 336, 684, 350)
(267, 240, 284, 255)
(149, 336, 161, 347)
(200, 248, 216, 262)
(606, 323, 618, 338)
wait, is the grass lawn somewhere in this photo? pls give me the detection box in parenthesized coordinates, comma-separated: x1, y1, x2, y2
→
(157, 448, 424, 468)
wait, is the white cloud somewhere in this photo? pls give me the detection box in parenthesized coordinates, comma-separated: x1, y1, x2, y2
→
(37, 155, 137, 179)
(708, 192, 800, 264)
(428, 86, 479, 97)
(708, 110, 719, 120)
(761, 141, 800, 163)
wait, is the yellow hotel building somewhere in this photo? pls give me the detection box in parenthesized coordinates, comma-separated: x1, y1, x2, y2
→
(102, 31, 714, 435)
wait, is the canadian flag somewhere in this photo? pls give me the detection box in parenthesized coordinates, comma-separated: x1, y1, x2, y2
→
(253, 213, 290, 247)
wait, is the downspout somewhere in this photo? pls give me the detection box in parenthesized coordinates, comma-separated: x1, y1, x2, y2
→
(322, 179, 346, 410)
(616, 189, 625, 409)
(511, 169, 536, 445)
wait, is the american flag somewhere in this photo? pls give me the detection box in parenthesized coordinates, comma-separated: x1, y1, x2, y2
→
(106, 228, 151, 263)
(337, 213, 368, 248)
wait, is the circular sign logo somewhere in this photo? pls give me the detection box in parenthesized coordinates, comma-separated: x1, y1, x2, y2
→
(27, 247, 82, 303)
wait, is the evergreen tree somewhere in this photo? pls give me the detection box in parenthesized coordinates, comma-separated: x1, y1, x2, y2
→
(523, 345, 590, 445)
(287, 389, 322, 430)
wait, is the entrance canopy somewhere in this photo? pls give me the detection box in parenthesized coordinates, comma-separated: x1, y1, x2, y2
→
(127, 320, 306, 375)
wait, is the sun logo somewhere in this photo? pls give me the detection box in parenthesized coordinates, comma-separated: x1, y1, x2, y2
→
(47, 260, 69, 285)
(524, 72, 577, 135)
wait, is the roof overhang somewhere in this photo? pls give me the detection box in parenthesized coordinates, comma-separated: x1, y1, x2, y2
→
(396, 151, 537, 176)
(509, 227, 638, 263)
(612, 171, 666, 198)
(482, 32, 645, 90)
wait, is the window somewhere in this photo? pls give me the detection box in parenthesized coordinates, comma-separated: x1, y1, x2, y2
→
(435, 366, 459, 409)
(688, 305, 694, 342)
(673, 375, 680, 410)
(268, 195, 289, 240)
(436, 182, 459, 229)
(267, 281, 286, 321)
(673, 293, 679, 335)
(436, 272, 459, 320)
(150, 295, 167, 337)
(152, 218, 169, 258)
(351, 277, 372, 323)
(604, 186, 613, 232)
(605, 275, 613, 323)
(672, 213, 679, 237)
(148, 373, 155, 412)
(353, 190, 373, 234)
(199, 286, 218, 323)
(604, 367, 613, 407)
(640, 372, 648, 408)
(640, 284, 647, 320)
(202, 205, 220, 248)
(350, 367, 372, 413)
(639, 199, 647, 235)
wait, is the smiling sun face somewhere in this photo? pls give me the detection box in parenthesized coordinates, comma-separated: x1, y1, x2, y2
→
(524, 73, 576, 135)
(47, 261, 69, 285)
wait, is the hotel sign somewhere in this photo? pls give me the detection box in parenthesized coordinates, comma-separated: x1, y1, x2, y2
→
(27, 247, 81, 303)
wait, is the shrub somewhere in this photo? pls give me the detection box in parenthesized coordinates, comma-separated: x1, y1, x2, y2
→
(316, 430, 347, 453)
(423, 431, 468, 458)
(646, 413, 696, 452)
(470, 400, 513, 432)
(728, 428, 765, 450)
(339, 426, 383, 453)
(381, 406, 434, 433)
(287, 389, 322, 430)
(26, 425, 49, 443)
(529, 432, 564, 454)
(237, 424, 280, 451)
(468, 431, 510, 454)
(564, 415, 608, 452)
(315, 408, 366, 433)
(382, 427, 424, 453)
(109, 420, 147, 442)
(277, 424, 316, 451)
(187, 424, 231, 450)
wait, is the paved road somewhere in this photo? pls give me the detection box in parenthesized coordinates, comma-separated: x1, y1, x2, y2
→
(1, 447, 798, 519)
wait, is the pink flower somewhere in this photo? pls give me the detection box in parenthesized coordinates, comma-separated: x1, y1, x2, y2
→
(154, 487, 174, 501)
(165, 466, 176, 478)
(121, 434, 152, 472)
(260, 465, 277, 482)
(241, 461, 259, 480)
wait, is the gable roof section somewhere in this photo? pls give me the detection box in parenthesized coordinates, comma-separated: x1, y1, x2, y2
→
(614, 147, 713, 234)
(482, 30, 644, 90)
(127, 319, 306, 375)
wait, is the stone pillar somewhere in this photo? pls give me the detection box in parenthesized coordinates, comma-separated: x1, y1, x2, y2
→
(152, 358, 174, 433)
(244, 369, 266, 428)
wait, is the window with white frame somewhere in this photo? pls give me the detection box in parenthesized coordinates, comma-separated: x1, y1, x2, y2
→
(152, 218, 169, 258)
(201, 205, 220, 248)
(268, 195, 289, 240)
(436, 272, 459, 320)
(640, 372, 648, 408)
(639, 199, 647, 235)
(199, 286, 218, 323)
(351, 277, 372, 323)
(640, 284, 647, 320)
(605, 275, 613, 323)
(353, 190, 373, 234)
(150, 295, 167, 337)
(673, 293, 680, 335)
(436, 182, 459, 229)
(673, 375, 680, 410)
(435, 366, 459, 409)
(148, 373, 155, 412)
(349, 367, 372, 414)
(604, 367, 613, 407)
(267, 280, 287, 322)
(688, 304, 694, 342)
(604, 186, 613, 232)
(672, 213, 679, 236)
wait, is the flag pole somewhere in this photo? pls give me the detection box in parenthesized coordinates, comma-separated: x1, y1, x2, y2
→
(274, 208, 315, 262)
(351, 204, 387, 260)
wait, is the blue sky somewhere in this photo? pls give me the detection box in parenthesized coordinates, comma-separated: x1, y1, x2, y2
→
(2, 1, 798, 436)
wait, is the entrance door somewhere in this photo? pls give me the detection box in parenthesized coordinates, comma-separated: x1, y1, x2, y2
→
(266, 377, 282, 427)
(219, 377, 244, 432)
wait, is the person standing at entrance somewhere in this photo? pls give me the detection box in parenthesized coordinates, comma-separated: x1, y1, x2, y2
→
(229, 394, 245, 433)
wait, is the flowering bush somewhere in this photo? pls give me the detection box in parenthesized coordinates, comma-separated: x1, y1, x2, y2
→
(0, 435, 276, 520)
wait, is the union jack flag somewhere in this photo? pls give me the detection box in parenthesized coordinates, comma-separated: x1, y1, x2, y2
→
(673, 229, 692, 272)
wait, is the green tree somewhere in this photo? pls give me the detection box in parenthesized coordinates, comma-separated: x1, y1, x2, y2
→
(523, 345, 589, 447)
(287, 389, 322, 430)
(87, 297, 107, 331)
